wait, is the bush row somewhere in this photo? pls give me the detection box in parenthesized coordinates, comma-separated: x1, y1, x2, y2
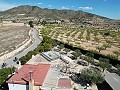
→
(19, 36, 57, 65)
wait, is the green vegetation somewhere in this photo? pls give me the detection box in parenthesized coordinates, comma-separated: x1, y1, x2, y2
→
(96, 46, 105, 52)
(85, 56, 94, 65)
(41, 20, 47, 26)
(115, 64, 120, 76)
(98, 57, 112, 71)
(63, 48, 71, 52)
(80, 68, 104, 84)
(29, 21, 34, 28)
(104, 31, 110, 36)
(39, 24, 120, 65)
(103, 43, 111, 50)
(20, 36, 57, 65)
(71, 49, 82, 59)
(40, 24, 120, 61)
(99, 62, 112, 72)
(58, 44, 64, 49)
(0, 68, 14, 85)
(113, 50, 120, 59)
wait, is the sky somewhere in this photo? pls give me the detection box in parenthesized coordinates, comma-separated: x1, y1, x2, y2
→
(0, 0, 120, 20)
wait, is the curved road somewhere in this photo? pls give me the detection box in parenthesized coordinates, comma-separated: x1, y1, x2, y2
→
(0, 28, 42, 68)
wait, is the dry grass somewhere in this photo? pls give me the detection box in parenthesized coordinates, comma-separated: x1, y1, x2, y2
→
(0, 26, 30, 56)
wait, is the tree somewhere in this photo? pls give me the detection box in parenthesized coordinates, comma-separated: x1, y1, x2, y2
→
(99, 62, 112, 72)
(58, 44, 64, 49)
(85, 52, 94, 58)
(106, 54, 118, 60)
(75, 49, 82, 56)
(41, 20, 46, 26)
(63, 48, 71, 52)
(115, 64, 120, 76)
(29, 21, 34, 28)
(99, 57, 111, 72)
(113, 50, 120, 59)
(94, 37, 100, 44)
(12, 20, 16, 23)
(99, 57, 110, 63)
(0, 18, 2, 23)
(72, 49, 82, 59)
(19, 56, 27, 65)
(0, 68, 14, 85)
(106, 40, 112, 45)
(96, 46, 105, 52)
(85, 56, 94, 65)
(43, 42, 52, 51)
(80, 68, 104, 85)
(104, 31, 110, 36)
(103, 43, 111, 50)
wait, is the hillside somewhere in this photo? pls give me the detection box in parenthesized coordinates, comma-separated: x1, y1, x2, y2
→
(0, 5, 111, 20)
(0, 5, 120, 30)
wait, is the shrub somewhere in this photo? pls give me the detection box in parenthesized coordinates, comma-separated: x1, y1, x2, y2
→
(104, 32, 110, 36)
(29, 21, 34, 28)
(19, 56, 27, 65)
(106, 54, 118, 60)
(0, 68, 15, 85)
(80, 68, 104, 84)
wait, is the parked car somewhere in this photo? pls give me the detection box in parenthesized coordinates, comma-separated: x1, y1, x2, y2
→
(2, 62, 7, 68)
(13, 57, 18, 62)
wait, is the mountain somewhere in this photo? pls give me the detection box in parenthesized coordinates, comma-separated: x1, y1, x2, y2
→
(0, 5, 109, 19)
(0, 5, 120, 30)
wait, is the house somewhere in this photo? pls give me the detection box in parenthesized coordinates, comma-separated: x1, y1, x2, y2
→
(7, 64, 50, 90)
(7, 63, 72, 90)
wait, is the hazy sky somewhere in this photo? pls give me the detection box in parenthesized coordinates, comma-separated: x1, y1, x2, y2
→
(0, 0, 120, 19)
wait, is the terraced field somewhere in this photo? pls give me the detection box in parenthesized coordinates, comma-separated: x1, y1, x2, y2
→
(40, 24, 120, 59)
(0, 26, 30, 56)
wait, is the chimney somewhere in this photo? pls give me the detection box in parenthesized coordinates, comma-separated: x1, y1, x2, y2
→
(30, 71, 32, 80)
(29, 71, 34, 90)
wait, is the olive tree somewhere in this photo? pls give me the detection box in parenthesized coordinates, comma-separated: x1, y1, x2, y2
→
(80, 68, 104, 85)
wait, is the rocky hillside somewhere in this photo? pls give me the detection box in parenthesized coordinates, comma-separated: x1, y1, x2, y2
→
(0, 5, 120, 30)
(0, 5, 110, 19)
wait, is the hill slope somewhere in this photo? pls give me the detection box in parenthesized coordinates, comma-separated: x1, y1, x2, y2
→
(0, 5, 109, 19)
(0, 5, 120, 29)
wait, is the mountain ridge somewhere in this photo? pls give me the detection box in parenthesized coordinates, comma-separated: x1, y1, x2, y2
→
(0, 5, 111, 20)
(0, 5, 120, 30)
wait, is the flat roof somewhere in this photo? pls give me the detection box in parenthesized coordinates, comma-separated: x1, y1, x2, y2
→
(7, 64, 50, 86)
(57, 78, 71, 89)
(105, 73, 120, 90)
(41, 51, 60, 61)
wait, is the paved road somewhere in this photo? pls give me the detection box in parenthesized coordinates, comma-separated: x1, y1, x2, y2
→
(0, 28, 42, 68)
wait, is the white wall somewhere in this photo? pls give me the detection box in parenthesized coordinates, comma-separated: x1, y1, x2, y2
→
(8, 83, 29, 90)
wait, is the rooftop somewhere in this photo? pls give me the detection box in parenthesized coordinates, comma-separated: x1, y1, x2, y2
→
(105, 73, 120, 90)
(7, 64, 50, 86)
(57, 78, 71, 89)
(41, 51, 60, 61)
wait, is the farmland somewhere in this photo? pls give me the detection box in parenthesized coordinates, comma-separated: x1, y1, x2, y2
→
(40, 24, 120, 60)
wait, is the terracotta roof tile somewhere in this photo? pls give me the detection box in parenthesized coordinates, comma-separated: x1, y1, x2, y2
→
(57, 78, 71, 89)
(7, 64, 50, 86)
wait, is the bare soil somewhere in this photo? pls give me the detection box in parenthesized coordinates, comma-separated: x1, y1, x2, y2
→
(0, 26, 30, 56)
